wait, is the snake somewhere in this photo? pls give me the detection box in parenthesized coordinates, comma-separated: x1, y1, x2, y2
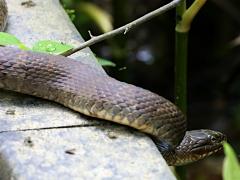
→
(0, 0, 225, 166)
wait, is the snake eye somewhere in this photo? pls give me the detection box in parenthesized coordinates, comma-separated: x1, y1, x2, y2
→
(211, 136, 217, 143)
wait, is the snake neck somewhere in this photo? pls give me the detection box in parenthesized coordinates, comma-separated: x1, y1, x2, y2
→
(161, 146, 186, 166)
(153, 139, 178, 166)
(155, 140, 198, 166)
(0, 0, 7, 31)
(152, 137, 179, 166)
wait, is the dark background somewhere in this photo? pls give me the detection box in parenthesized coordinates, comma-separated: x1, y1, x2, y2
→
(61, 0, 240, 179)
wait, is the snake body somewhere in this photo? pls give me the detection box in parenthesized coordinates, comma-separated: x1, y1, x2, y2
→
(0, 0, 7, 31)
(0, 0, 225, 166)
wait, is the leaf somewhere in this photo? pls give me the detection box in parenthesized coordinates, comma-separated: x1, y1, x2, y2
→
(0, 32, 29, 49)
(32, 40, 73, 55)
(223, 142, 240, 180)
(65, 9, 76, 21)
(78, 2, 113, 33)
(97, 57, 116, 67)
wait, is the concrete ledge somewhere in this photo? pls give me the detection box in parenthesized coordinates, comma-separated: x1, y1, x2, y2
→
(0, 0, 176, 179)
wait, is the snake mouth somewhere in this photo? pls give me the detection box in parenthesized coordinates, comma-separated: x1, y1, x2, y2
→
(191, 142, 224, 156)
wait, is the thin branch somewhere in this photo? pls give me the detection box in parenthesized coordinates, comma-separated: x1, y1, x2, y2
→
(62, 0, 182, 56)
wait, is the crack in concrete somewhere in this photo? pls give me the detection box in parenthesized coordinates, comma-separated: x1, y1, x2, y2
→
(0, 123, 104, 134)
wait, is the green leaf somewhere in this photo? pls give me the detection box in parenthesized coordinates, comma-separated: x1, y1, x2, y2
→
(0, 32, 29, 49)
(32, 40, 73, 55)
(97, 57, 116, 67)
(65, 9, 76, 21)
(77, 2, 113, 33)
(223, 142, 240, 180)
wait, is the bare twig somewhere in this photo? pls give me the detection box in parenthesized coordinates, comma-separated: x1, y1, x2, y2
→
(62, 0, 182, 56)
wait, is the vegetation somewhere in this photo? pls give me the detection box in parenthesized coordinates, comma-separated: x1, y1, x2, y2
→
(2, 0, 240, 179)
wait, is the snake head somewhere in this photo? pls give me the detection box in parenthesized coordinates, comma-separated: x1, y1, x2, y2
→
(171, 129, 226, 166)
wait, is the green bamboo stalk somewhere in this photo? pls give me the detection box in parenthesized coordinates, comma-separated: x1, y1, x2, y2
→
(175, 0, 208, 121)
(175, 30, 188, 114)
(175, 0, 187, 114)
(174, 0, 207, 179)
(175, 1, 187, 179)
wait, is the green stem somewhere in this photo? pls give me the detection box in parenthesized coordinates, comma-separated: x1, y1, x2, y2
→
(175, 32, 188, 114)
(175, 0, 187, 114)
(174, 0, 207, 179)
(175, 1, 187, 180)
(176, 0, 207, 33)
(175, 0, 208, 143)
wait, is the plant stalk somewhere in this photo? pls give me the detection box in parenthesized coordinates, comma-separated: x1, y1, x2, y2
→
(175, 1, 187, 179)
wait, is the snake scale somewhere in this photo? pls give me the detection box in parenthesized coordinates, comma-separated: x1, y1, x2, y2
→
(0, 0, 225, 166)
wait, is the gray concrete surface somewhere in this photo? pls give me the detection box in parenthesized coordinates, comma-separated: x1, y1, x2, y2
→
(0, 0, 176, 179)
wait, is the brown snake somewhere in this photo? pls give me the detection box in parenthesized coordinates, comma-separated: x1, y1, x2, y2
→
(0, 0, 225, 166)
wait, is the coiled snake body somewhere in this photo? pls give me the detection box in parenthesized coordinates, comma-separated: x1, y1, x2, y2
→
(0, 0, 225, 166)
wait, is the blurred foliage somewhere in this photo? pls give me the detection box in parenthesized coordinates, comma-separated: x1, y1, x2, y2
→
(64, 8, 76, 21)
(96, 56, 116, 67)
(61, 0, 240, 179)
(32, 40, 73, 55)
(223, 142, 240, 180)
(76, 2, 113, 33)
(0, 32, 29, 49)
(0, 33, 74, 54)
(0, 31, 116, 67)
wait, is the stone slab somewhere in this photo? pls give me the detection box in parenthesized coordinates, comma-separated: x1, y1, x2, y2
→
(0, 0, 176, 179)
